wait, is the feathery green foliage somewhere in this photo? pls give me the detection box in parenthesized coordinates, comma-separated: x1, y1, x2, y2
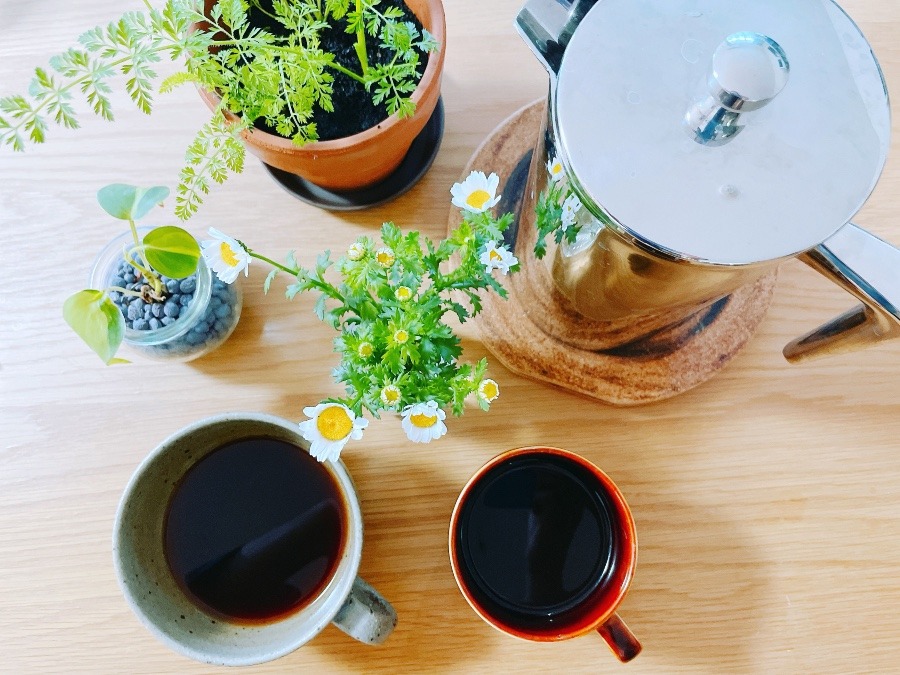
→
(1, 0, 439, 218)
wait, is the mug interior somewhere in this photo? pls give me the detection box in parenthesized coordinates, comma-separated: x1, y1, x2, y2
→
(449, 446, 637, 641)
(112, 413, 363, 666)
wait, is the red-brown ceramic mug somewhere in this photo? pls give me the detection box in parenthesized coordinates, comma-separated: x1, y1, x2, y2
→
(449, 447, 640, 662)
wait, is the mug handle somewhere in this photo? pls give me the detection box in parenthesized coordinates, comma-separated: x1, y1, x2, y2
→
(596, 612, 642, 663)
(331, 577, 398, 645)
(784, 222, 900, 362)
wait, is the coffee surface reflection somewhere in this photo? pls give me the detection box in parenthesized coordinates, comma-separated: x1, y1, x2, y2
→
(455, 454, 616, 631)
(164, 437, 346, 623)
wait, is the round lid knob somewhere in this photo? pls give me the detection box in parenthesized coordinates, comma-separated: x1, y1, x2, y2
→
(685, 32, 790, 146)
(554, 0, 891, 264)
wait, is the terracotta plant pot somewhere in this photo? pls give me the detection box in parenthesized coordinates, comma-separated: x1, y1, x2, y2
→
(197, 0, 446, 192)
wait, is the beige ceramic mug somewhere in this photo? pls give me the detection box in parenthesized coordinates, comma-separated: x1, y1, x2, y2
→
(112, 412, 396, 666)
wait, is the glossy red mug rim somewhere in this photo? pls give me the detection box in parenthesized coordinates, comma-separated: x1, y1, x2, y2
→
(448, 446, 637, 642)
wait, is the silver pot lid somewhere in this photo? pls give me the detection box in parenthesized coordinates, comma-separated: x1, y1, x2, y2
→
(554, 0, 891, 265)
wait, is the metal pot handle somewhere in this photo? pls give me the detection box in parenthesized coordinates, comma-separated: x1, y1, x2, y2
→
(515, 0, 600, 76)
(784, 222, 900, 362)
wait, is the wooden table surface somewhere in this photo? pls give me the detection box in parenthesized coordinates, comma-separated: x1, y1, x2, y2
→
(2, 1, 900, 672)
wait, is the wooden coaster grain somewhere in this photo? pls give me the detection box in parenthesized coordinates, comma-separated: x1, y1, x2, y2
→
(450, 99, 777, 405)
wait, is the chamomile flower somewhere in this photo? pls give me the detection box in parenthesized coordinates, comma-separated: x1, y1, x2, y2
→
(546, 155, 565, 182)
(479, 240, 518, 275)
(201, 228, 250, 283)
(375, 247, 395, 268)
(477, 378, 500, 403)
(357, 341, 374, 358)
(347, 242, 366, 261)
(298, 403, 368, 462)
(393, 329, 409, 345)
(451, 171, 501, 213)
(400, 401, 447, 444)
(561, 193, 583, 229)
(380, 385, 402, 407)
(395, 285, 413, 301)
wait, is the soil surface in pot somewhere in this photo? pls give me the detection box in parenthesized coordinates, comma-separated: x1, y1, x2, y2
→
(248, 0, 427, 141)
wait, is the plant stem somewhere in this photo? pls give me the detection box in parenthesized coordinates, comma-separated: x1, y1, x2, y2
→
(124, 237, 163, 295)
(354, 0, 370, 76)
(4, 51, 167, 141)
(260, 44, 367, 83)
(246, 249, 347, 302)
(247, 0, 280, 22)
(107, 285, 144, 298)
(327, 60, 367, 84)
(248, 251, 299, 276)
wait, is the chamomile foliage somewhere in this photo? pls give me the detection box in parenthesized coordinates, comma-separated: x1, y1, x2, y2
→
(216, 172, 517, 453)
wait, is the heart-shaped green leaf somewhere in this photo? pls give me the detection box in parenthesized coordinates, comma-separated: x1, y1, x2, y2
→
(142, 226, 200, 279)
(97, 184, 170, 221)
(63, 290, 126, 365)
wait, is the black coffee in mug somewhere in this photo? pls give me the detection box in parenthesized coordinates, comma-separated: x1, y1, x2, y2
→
(453, 452, 619, 633)
(163, 437, 347, 623)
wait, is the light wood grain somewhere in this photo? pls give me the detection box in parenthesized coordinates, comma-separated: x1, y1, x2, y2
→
(2, 1, 900, 673)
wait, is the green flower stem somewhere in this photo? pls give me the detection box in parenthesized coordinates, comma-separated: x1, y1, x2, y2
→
(245, 249, 346, 302)
(248, 251, 299, 276)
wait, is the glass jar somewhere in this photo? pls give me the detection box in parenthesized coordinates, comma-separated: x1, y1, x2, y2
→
(89, 229, 243, 362)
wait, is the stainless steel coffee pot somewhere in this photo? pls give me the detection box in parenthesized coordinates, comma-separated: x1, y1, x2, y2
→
(515, 0, 900, 362)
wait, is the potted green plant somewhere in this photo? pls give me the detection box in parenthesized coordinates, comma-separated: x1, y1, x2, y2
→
(66, 183, 243, 364)
(200, 170, 517, 460)
(1, 0, 444, 216)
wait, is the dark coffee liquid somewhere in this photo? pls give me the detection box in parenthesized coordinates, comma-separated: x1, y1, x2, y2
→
(164, 437, 346, 623)
(455, 454, 617, 632)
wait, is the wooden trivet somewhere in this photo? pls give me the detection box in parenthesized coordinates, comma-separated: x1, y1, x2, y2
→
(450, 99, 776, 405)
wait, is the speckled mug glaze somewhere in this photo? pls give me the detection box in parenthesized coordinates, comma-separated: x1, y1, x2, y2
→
(112, 412, 396, 666)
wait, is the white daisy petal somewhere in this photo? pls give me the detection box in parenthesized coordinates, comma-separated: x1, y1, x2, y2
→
(297, 402, 365, 462)
(450, 170, 502, 214)
(201, 228, 250, 283)
(479, 241, 518, 276)
(546, 155, 565, 182)
(561, 193, 583, 229)
(400, 400, 448, 443)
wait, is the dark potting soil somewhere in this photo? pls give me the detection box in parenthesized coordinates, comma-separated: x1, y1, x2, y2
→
(247, 0, 427, 141)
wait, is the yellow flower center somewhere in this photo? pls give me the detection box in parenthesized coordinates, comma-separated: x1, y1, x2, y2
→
(410, 413, 438, 428)
(396, 286, 412, 301)
(220, 242, 240, 267)
(551, 162, 563, 175)
(316, 406, 353, 441)
(376, 249, 395, 267)
(489, 249, 502, 262)
(358, 342, 374, 358)
(382, 388, 401, 404)
(394, 330, 409, 344)
(480, 380, 499, 400)
(466, 189, 491, 210)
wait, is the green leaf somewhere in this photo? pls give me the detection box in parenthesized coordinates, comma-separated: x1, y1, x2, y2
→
(263, 268, 278, 294)
(63, 290, 125, 365)
(97, 183, 169, 220)
(142, 226, 200, 279)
